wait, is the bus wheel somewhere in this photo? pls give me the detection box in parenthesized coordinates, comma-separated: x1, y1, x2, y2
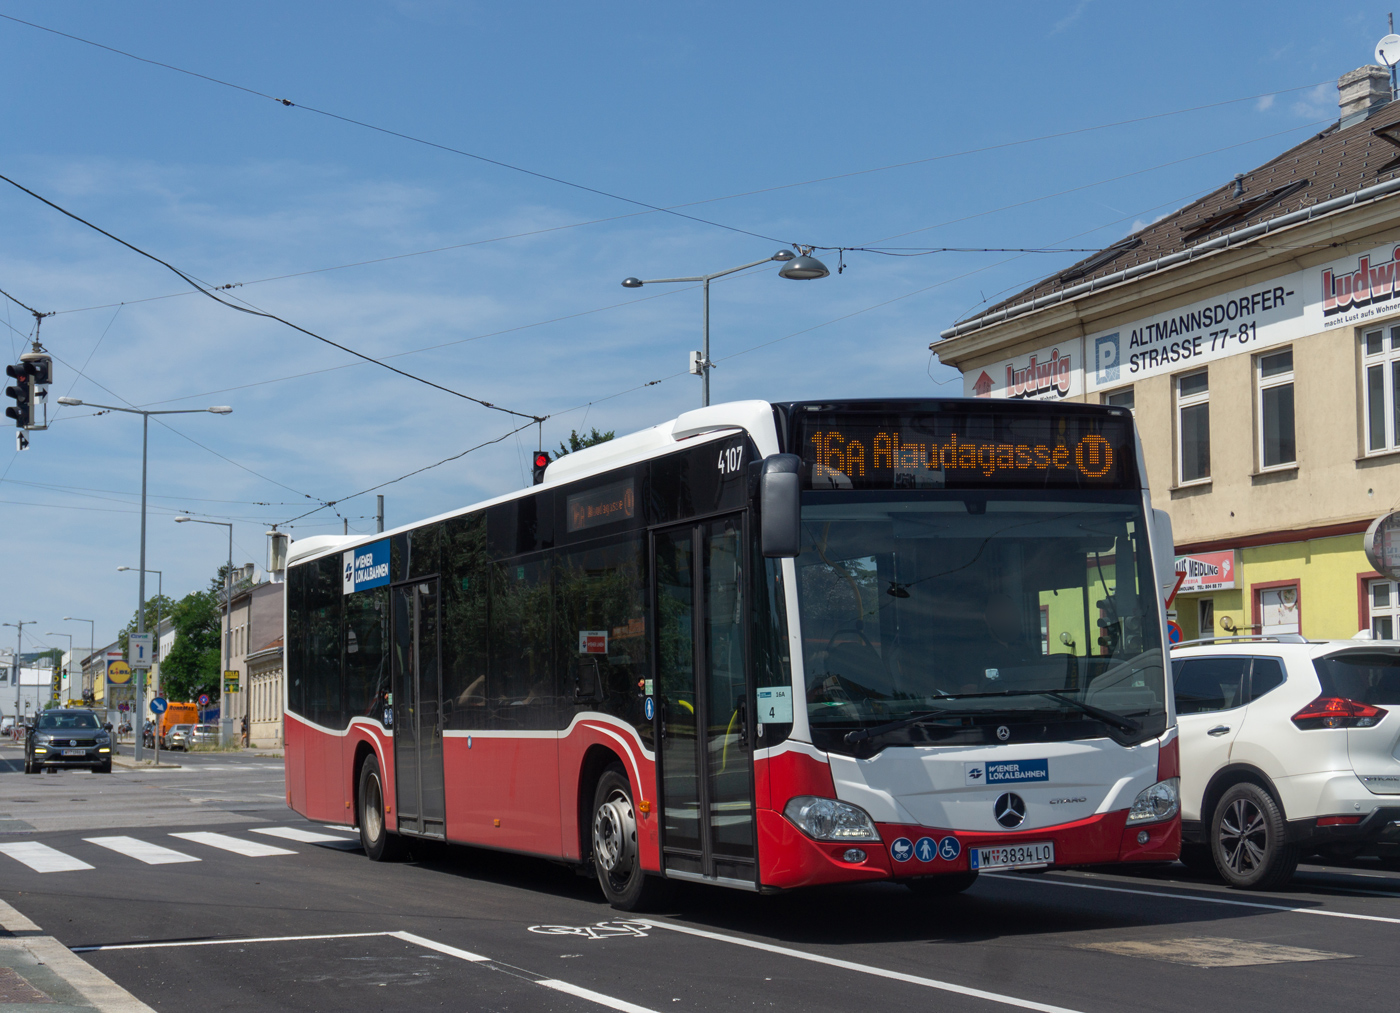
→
(359, 755, 405, 862)
(905, 872, 978, 897)
(591, 766, 670, 911)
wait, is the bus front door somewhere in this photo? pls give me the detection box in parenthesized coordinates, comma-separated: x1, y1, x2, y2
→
(391, 578, 446, 839)
(654, 515, 756, 888)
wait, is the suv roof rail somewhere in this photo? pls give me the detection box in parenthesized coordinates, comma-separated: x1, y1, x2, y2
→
(1172, 633, 1310, 649)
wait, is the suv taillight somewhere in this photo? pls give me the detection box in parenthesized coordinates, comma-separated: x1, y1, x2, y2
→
(1291, 696, 1388, 730)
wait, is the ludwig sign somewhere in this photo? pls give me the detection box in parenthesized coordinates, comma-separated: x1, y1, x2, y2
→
(1365, 512, 1400, 581)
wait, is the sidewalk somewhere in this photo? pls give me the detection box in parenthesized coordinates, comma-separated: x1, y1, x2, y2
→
(0, 898, 154, 1012)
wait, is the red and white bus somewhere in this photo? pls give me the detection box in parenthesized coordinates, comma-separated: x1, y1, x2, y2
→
(284, 397, 1181, 908)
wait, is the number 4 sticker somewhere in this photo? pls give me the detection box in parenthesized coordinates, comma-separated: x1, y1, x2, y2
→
(756, 686, 792, 723)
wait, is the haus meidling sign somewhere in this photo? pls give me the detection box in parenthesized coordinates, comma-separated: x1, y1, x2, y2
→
(964, 239, 1400, 399)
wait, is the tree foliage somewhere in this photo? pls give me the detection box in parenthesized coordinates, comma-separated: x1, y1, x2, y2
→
(118, 594, 178, 655)
(160, 589, 222, 703)
(554, 427, 615, 459)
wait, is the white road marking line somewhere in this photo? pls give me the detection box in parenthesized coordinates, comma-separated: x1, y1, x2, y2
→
(0, 842, 94, 873)
(389, 931, 489, 962)
(73, 932, 391, 952)
(250, 827, 355, 844)
(84, 837, 199, 865)
(637, 920, 1083, 1013)
(169, 832, 295, 857)
(537, 979, 662, 1013)
(321, 825, 358, 833)
(986, 873, 1400, 925)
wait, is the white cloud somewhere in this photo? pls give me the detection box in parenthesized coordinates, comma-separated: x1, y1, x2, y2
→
(1292, 83, 1333, 121)
(1050, 0, 1094, 36)
(1256, 94, 1275, 112)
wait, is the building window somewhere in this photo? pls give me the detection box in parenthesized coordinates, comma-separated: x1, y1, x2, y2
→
(1362, 324, 1400, 453)
(1257, 349, 1295, 469)
(1101, 387, 1134, 413)
(1371, 579, 1399, 639)
(1198, 598, 1215, 638)
(1177, 370, 1210, 484)
(1255, 583, 1300, 635)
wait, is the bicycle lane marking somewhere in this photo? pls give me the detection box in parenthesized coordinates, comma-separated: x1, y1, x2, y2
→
(631, 919, 1085, 1013)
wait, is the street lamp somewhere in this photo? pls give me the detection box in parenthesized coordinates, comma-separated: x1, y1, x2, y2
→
(44, 632, 73, 704)
(2, 620, 35, 727)
(621, 248, 830, 407)
(63, 616, 95, 704)
(174, 516, 235, 746)
(57, 397, 231, 761)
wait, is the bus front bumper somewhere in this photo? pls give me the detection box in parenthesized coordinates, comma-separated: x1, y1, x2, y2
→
(757, 807, 1179, 890)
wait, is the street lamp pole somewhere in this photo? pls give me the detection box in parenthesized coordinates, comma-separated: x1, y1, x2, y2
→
(622, 248, 830, 407)
(57, 398, 230, 763)
(63, 617, 95, 704)
(174, 517, 234, 747)
(44, 632, 73, 703)
(2, 620, 36, 727)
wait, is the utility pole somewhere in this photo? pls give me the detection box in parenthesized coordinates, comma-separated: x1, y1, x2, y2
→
(376, 495, 384, 533)
(2, 620, 36, 726)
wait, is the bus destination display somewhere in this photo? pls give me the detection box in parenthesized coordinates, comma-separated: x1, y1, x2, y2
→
(798, 412, 1135, 490)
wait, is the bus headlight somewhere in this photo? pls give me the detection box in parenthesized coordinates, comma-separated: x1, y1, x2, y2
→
(1127, 778, 1179, 823)
(783, 796, 881, 842)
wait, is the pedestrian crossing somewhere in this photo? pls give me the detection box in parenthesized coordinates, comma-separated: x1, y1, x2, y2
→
(0, 826, 359, 872)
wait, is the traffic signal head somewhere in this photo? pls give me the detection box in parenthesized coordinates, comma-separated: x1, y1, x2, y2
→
(531, 450, 550, 485)
(4, 365, 32, 427)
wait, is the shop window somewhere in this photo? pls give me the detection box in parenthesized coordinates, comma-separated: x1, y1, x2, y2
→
(1255, 583, 1300, 636)
(1176, 370, 1210, 484)
(1198, 599, 1215, 638)
(1370, 579, 1399, 640)
(1101, 387, 1135, 414)
(1362, 324, 1400, 453)
(1257, 349, 1295, 469)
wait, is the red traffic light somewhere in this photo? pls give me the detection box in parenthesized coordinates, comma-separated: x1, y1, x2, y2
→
(533, 452, 549, 469)
(531, 450, 550, 485)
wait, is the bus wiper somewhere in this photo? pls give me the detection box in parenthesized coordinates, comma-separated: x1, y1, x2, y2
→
(842, 689, 1139, 745)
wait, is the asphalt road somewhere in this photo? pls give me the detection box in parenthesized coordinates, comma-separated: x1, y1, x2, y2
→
(1, 744, 1396, 1013)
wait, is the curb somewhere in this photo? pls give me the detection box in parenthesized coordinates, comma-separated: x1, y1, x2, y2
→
(111, 756, 181, 770)
(0, 897, 156, 1012)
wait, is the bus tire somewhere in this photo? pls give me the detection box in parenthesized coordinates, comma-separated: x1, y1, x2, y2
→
(359, 754, 406, 862)
(1210, 782, 1298, 890)
(591, 766, 670, 912)
(905, 871, 978, 897)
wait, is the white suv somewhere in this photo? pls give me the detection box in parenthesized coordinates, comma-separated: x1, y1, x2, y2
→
(1172, 636, 1400, 889)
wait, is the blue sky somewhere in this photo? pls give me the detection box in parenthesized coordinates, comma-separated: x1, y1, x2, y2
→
(0, 0, 1386, 660)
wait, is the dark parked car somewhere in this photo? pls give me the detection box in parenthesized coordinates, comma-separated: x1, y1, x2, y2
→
(25, 709, 112, 774)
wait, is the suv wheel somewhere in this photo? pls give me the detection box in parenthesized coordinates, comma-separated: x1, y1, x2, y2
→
(1210, 783, 1298, 890)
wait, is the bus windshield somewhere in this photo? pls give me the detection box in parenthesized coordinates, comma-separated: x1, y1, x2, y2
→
(796, 490, 1166, 751)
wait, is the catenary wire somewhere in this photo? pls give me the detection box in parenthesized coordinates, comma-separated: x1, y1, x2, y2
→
(0, 172, 546, 423)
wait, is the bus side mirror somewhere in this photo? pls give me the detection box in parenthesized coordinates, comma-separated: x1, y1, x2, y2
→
(760, 454, 802, 558)
(1150, 508, 1176, 600)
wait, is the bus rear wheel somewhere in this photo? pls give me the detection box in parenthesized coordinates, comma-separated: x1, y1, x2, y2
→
(591, 766, 670, 911)
(359, 754, 405, 862)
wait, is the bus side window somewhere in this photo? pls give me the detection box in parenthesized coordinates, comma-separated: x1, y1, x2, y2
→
(490, 555, 556, 729)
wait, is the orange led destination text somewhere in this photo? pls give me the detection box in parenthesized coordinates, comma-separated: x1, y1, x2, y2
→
(809, 431, 1114, 480)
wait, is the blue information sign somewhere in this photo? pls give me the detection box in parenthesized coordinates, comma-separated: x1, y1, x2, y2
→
(343, 539, 391, 594)
(149, 696, 168, 715)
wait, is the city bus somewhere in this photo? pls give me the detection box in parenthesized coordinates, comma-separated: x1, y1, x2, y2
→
(283, 397, 1181, 909)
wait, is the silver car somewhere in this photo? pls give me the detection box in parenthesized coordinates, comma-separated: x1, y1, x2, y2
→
(165, 724, 194, 750)
(190, 724, 220, 746)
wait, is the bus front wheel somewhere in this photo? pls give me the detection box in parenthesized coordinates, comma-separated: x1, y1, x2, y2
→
(591, 766, 671, 911)
(359, 754, 406, 862)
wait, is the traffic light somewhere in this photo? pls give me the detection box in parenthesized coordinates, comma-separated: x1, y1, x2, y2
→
(531, 450, 550, 485)
(5, 363, 33, 428)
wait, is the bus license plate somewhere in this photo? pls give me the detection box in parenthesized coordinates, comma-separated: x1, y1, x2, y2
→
(62, 749, 86, 756)
(970, 841, 1053, 871)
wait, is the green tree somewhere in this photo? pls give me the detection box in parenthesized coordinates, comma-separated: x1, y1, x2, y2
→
(161, 589, 222, 703)
(554, 427, 615, 459)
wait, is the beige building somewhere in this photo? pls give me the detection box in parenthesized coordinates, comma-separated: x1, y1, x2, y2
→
(222, 570, 285, 748)
(935, 66, 1400, 643)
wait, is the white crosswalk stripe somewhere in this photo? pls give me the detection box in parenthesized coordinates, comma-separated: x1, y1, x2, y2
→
(84, 836, 200, 865)
(0, 841, 94, 873)
(169, 831, 296, 857)
(250, 827, 356, 845)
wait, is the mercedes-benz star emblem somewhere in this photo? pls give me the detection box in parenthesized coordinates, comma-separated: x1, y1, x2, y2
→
(995, 725, 1011, 741)
(994, 792, 1027, 829)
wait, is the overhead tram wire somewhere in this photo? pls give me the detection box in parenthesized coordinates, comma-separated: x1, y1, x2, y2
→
(0, 12, 1339, 254)
(0, 173, 546, 425)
